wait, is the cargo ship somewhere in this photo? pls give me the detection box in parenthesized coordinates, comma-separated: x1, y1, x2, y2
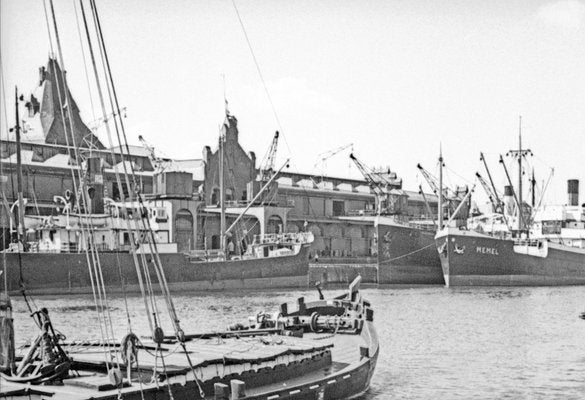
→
(349, 153, 470, 285)
(436, 225, 585, 286)
(2, 59, 313, 294)
(436, 125, 585, 286)
(438, 181, 585, 286)
(2, 130, 313, 294)
(376, 215, 443, 284)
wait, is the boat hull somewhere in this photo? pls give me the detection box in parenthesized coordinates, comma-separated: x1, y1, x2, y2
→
(1, 280, 378, 400)
(436, 228, 585, 286)
(377, 219, 443, 284)
(3, 244, 311, 295)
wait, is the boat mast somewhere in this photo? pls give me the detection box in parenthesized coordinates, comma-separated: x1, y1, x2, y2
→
(219, 123, 226, 255)
(517, 116, 523, 231)
(506, 116, 531, 232)
(438, 146, 443, 230)
(531, 168, 536, 208)
(13, 87, 25, 246)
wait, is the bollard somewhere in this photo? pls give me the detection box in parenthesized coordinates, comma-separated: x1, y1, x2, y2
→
(230, 379, 246, 399)
(214, 382, 229, 400)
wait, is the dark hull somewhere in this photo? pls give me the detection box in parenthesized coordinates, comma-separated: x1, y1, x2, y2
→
(3, 245, 311, 295)
(1, 280, 378, 400)
(436, 228, 585, 286)
(377, 221, 444, 284)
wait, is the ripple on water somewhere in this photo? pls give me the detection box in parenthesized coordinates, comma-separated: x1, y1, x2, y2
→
(8, 286, 585, 399)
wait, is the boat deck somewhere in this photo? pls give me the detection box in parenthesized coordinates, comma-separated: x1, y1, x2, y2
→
(1, 330, 367, 399)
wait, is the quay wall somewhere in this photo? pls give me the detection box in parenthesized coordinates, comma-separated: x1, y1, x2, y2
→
(309, 263, 378, 286)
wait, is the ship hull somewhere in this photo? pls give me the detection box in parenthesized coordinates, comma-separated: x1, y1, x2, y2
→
(436, 228, 585, 286)
(3, 245, 311, 295)
(377, 219, 443, 284)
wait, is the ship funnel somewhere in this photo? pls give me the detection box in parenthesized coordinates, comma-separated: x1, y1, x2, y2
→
(86, 157, 104, 214)
(568, 179, 579, 206)
(503, 185, 516, 216)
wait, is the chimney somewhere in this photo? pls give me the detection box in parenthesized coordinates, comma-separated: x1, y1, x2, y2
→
(86, 157, 105, 214)
(568, 179, 579, 206)
(503, 185, 516, 216)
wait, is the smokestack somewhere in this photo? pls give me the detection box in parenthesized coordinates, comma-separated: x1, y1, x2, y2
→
(86, 157, 104, 214)
(568, 179, 579, 206)
(503, 185, 515, 216)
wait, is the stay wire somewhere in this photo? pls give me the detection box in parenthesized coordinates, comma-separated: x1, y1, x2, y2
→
(72, 0, 97, 124)
(46, 0, 109, 350)
(90, 0, 189, 348)
(230, 0, 293, 157)
(85, 0, 160, 335)
(88, 6, 199, 396)
(78, 0, 155, 337)
(46, 0, 118, 371)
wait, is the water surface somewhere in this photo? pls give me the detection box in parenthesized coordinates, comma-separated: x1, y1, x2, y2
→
(8, 286, 585, 399)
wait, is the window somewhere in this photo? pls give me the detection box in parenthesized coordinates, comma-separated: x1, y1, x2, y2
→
(303, 198, 310, 215)
(333, 200, 345, 217)
(226, 188, 234, 202)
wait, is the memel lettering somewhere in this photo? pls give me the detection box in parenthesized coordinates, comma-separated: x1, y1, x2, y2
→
(476, 246, 499, 255)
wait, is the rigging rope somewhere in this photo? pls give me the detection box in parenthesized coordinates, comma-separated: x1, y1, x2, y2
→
(86, 0, 206, 395)
(46, 0, 122, 381)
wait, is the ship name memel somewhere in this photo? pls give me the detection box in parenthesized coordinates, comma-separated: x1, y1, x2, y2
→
(476, 246, 499, 255)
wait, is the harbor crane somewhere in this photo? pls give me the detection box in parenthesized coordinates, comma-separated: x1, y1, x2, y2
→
(476, 172, 504, 213)
(417, 162, 470, 222)
(259, 131, 279, 182)
(417, 163, 452, 202)
(478, 152, 504, 212)
(138, 135, 173, 173)
(349, 153, 404, 215)
(314, 143, 353, 180)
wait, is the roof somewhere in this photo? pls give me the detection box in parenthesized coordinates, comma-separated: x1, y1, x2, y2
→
(166, 159, 205, 180)
(109, 145, 151, 157)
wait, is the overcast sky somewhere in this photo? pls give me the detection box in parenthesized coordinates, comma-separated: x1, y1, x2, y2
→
(1, 0, 584, 206)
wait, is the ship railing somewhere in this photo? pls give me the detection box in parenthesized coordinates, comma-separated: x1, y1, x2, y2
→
(513, 238, 544, 248)
(186, 249, 226, 261)
(405, 221, 436, 231)
(346, 209, 377, 216)
(252, 232, 314, 245)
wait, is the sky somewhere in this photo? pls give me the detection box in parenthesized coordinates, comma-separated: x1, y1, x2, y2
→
(1, 0, 584, 207)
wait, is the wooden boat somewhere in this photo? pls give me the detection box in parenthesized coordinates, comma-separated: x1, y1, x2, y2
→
(0, 276, 378, 399)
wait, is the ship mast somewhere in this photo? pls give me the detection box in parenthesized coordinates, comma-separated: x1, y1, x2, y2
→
(13, 87, 25, 246)
(518, 117, 523, 230)
(219, 123, 226, 256)
(506, 115, 532, 232)
(438, 146, 443, 230)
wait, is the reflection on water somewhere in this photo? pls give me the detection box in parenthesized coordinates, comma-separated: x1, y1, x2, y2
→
(8, 286, 585, 399)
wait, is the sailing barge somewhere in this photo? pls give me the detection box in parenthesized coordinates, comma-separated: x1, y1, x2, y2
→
(0, 277, 378, 400)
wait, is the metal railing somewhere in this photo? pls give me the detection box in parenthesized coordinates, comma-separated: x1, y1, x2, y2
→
(252, 232, 314, 245)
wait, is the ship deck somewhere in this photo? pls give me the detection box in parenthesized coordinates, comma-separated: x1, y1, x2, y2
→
(1, 329, 370, 399)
